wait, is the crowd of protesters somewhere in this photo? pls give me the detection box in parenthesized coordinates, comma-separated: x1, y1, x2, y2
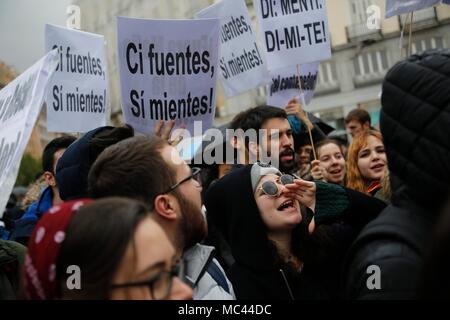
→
(1, 49, 449, 300)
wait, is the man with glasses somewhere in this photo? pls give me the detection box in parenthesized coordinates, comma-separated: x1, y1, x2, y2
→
(87, 136, 235, 300)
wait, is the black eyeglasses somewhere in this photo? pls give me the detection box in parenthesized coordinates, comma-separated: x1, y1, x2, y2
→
(110, 264, 181, 300)
(163, 167, 202, 194)
(258, 174, 295, 197)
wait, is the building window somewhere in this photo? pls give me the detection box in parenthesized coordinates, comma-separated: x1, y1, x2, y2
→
(407, 37, 446, 55)
(354, 50, 389, 76)
(313, 107, 345, 131)
(349, 0, 374, 24)
(317, 61, 338, 85)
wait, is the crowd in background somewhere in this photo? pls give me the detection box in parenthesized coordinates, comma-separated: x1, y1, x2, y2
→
(1, 49, 449, 300)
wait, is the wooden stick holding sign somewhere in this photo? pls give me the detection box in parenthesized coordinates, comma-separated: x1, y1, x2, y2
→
(399, 13, 408, 60)
(296, 64, 317, 161)
(408, 12, 414, 57)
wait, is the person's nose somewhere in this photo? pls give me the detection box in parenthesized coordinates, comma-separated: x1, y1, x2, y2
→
(278, 183, 289, 196)
(280, 134, 292, 149)
(371, 150, 380, 162)
(170, 277, 193, 300)
(330, 156, 339, 165)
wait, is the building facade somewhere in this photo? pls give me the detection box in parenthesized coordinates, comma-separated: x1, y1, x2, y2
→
(307, 0, 450, 131)
(70, 0, 450, 131)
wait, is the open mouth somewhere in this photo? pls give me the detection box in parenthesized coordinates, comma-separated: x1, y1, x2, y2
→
(281, 155, 293, 162)
(371, 163, 385, 170)
(277, 199, 295, 211)
(280, 149, 295, 162)
(329, 168, 342, 175)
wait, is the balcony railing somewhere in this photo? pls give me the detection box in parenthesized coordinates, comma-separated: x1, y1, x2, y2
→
(315, 81, 340, 95)
(400, 7, 438, 32)
(346, 21, 382, 43)
(354, 70, 387, 88)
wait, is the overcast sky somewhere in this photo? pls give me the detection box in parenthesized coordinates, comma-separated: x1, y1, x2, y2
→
(0, 0, 71, 73)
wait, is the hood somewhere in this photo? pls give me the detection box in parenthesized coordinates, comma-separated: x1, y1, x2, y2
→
(182, 243, 215, 286)
(381, 49, 450, 211)
(204, 165, 278, 271)
(55, 126, 113, 201)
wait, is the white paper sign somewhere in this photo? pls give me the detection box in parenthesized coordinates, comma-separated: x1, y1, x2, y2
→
(45, 24, 108, 133)
(385, 0, 450, 19)
(0, 51, 59, 217)
(196, 0, 269, 97)
(267, 61, 319, 108)
(254, 0, 331, 70)
(117, 17, 220, 136)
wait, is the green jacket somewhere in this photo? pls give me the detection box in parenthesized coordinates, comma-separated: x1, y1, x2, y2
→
(0, 240, 26, 300)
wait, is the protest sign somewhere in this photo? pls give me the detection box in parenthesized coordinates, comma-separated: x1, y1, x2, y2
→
(117, 17, 220, 136)
(196, 0, 269, 97)
(386, 0, 450, 19)
(254, 0, 331, 70)
(267, 61, 319, 108)
(45, 24, 108, 132)
(0, 51, 59, 217)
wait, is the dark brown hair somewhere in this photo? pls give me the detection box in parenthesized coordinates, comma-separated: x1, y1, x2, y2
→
(315, 139, 345, 160)
(57, 197, 150, 299)
(344, 108, 371, 126)
(88, 136, 176, 209)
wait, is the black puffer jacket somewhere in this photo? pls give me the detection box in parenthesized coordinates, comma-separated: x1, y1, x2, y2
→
(343, 50, 450, 299)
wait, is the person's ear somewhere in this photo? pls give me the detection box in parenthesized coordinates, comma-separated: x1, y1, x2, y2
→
(363, 121, 370, 130)
(248, 141, 259, 158)
(153, 194, 178, 221)
(43, 171, 56, 187)
(231, 136, 241, 150)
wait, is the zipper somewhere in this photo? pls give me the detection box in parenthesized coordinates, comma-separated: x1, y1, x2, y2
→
(279, 269, 295, 300)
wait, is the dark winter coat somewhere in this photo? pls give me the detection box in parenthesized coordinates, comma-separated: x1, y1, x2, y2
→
(204, 165, 386, 299)
(343, 49, 450, 299)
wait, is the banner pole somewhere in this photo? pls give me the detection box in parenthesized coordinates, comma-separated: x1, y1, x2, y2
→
(296, 64, 317, 160)
(408, 12, 414, 57)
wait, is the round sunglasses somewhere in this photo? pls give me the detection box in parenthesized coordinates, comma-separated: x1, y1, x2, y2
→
(258, 174, 295, 197)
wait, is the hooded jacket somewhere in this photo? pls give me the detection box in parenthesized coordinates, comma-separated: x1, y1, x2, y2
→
(204, 165, 386, 299)
(55, 126, 113, 201)
(343, 49, 450, 299)
(10, 186, 53, 246)
(183, 243, 235, 300)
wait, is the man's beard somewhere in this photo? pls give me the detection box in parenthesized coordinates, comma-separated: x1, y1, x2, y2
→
(175, 192, 208, 250)
(279, 147, 296, 173)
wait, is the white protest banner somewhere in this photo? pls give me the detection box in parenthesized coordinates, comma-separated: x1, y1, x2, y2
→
(117, 17, 220, 136)
(45, 24, 108, 132)
(0, 51, 59, 217)
(254, 0, 331, 70)
(196, 0, 269, 97)
(267, 61, 319, 108)
(386, 0, 450, 19)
